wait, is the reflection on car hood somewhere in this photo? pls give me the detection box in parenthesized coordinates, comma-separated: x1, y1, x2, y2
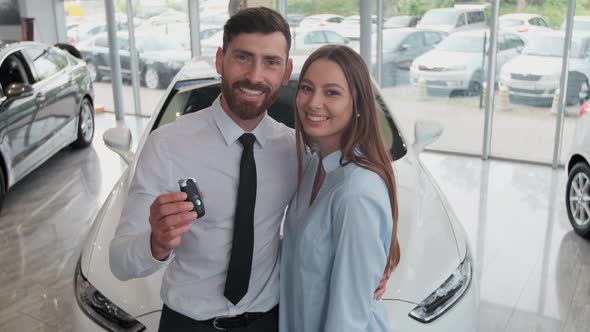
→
(502, 54, 563, 77)
(142, 50, 192, 63)
(81, 146, 463, 316)
(416, 50, 479, 69)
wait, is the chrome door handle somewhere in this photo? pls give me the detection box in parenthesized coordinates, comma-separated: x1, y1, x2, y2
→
(35, 93, 46, 102)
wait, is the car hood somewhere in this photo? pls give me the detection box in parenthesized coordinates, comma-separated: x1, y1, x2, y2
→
(417, 24, 454, 33)
(142, 50, 192, 63)
(415, 50, 479, 69)
(80, 148, 464, 316)
(502, 54, 562, 76)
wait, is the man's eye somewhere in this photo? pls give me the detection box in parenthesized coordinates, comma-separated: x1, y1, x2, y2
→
(236, 54, 249, 61)
(266, 59, 279, 66)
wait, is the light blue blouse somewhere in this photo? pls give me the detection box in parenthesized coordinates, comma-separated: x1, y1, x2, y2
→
(279, 150, 393, 332)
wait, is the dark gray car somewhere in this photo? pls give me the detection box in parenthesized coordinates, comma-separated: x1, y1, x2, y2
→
(0, 41, 95, 211)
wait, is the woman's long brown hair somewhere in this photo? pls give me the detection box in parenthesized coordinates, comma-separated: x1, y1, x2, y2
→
(295, 45, 401, 270)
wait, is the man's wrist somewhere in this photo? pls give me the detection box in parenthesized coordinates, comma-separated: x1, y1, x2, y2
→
(150, 233, 171, 261)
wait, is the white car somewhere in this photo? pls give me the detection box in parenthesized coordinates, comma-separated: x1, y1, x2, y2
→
(499, 13, 552, 36)
(72, 59, 479, 331)
(298, 14, 344, 28)
(416, 6, 487, 34)
(410, 30, 525, 95)
(565, 102, 590, 238)
(291, 28, 354, 52)
(561, 16, 590, 31)
(332, 15, 377, 40)
(499, 31, 590, 105)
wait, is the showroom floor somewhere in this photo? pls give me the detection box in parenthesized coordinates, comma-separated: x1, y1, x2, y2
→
(0, 112, 589, 331)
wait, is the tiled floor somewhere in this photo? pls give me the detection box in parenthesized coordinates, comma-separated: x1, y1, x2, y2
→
(0, 112, 589, 331)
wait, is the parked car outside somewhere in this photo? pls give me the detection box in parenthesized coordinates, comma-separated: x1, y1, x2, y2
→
(136, 22, 223, 50)
(411, 30, 525, 95)
(499, 31, 590, 105)
(332, 15, 377, 40)
(565, 101, 590, 237)
(72, 57, 478, 332)
(0, 41, 95, 211)
(499, 13, 552, 37)
(77, 32, 191, 89)
(416, 6, 487, 34)
(561, 16, 590, 31)
(385, 15, 420, 29)
(374, 28, 446, 87)
(291, 28, 354, 52)
(298, 14, 344, 28)
(67, 21, 128, 44)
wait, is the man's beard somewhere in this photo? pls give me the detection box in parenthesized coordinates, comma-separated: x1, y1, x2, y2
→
(221, 77, 280, 120)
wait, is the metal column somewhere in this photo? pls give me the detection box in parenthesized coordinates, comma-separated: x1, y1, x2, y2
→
(375, 0, 383, 86)
(552, 0, 576, 169)
(189, 0, 201, 57)
(54, 0, 67, 43)
(277, 0, 287, 17)
(359, 0, 372, 68)
(482, 0, 500, 160)
(126, 0, 141, 115)
(104, 0, 125, 122)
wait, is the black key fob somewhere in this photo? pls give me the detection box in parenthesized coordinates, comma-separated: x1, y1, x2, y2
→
(178, 178, 205, 219)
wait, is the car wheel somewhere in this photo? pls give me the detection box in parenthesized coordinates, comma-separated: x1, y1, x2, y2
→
(71, 98, 95, 149)
(144, 67, 161, 89)
(566, 77, 586, 106)
(468, 72, 483, 96)
(566, 162, 590, 238)
(86, 61, 100, 82)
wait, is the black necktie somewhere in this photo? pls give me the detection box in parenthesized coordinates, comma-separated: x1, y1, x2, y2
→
(224, 133, 257, 305)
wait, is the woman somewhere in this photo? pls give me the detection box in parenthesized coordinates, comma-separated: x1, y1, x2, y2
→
(280, 45, 401, 331)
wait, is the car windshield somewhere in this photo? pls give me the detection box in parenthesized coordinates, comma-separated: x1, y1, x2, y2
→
(436, 34, 485, 53)
(154, 79, 408, 161)
(137, 36, 182, 52)
(522, 35, 586, 58)
(500, 18, 524, 27)
(420, 11, 456, 25)
(381, 31, 413, 51)
(386, 16, 411, 27)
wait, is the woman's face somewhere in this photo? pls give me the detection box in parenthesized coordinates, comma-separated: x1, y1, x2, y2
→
(296, 58, 354, 154)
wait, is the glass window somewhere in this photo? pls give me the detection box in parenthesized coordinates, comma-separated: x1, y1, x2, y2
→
(327, 17, 343, 23)
(403, 33, 424, 50)
(497, 35, 509, 51)
(437, 34, 485, 53)
(23, 47, 62, 81)
(0, 53, 30, 92)
(456, 14, 466, 27)
(304, 31, 325, 44)
(324, 31, 346, 44)
(505, 34, 525, 49)
(424, 32, 443, 46)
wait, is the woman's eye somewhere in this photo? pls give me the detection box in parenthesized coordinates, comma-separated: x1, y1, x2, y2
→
(300, 85, 312, 92)
(326, 90, 340, 96)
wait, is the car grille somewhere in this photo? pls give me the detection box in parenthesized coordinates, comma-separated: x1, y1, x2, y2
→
(419, 65, 445, 72)
(511, 73, 542, 81)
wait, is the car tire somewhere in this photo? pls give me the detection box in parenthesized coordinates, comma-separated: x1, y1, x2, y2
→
(144, 66, 161, 89)
(86, 61, 101, 82)
(71, 98, 95, 149)
(566, 162, 590, 238)
(468, 71, 483, 97)
(566, 76, 586, 106)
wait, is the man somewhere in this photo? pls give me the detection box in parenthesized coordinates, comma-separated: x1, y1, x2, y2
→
(110, 7, 387, 332)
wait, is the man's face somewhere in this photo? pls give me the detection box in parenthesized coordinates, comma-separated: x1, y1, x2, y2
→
(216, 32, 293, 120)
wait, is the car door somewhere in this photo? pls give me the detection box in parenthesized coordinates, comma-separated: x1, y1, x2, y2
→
(0, 50, 38, 177)
(21, 46, 77, 157)
(118, 36, 132, 80)
(91, 35, 112, 77)
(302, 31, 327, 50)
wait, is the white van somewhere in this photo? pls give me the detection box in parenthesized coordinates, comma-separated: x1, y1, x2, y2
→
(417, 5, 488, 34)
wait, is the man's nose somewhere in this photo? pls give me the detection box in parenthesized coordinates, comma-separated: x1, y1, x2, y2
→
(246, 61, 264, 83)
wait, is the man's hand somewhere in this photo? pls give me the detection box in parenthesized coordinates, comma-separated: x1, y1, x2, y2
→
(149, 192, 197, 261)
(374, 261, 393, 300)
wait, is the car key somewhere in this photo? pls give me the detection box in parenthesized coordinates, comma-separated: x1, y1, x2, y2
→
(178, 178, 205, 219)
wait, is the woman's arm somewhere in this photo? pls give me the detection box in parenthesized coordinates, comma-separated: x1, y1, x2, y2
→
(324, 187, 392, 331)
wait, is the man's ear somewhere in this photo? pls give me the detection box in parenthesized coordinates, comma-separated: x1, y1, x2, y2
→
(215, 47, 224, 75)
(282, 58, 293, 86)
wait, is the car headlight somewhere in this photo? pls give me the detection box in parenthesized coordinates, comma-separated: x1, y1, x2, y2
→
(409, 246, 473, 323)
(75, 258, 146, 332)
(443, 65, 467, 71)
(410, 62, 419, 71)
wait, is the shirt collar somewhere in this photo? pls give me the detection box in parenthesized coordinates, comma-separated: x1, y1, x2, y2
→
(321, 150, 343, 174)
(212, 95, 270, 148)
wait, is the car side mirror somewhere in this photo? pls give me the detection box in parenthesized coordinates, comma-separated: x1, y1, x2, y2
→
(5, 83, 33, 99)
(103, 127, 134, 164)
(399, 44, 409, 51)
(413, 120, 443, 153)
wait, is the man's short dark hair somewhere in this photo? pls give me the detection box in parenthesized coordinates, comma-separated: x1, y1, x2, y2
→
(222, 7, 291, 56)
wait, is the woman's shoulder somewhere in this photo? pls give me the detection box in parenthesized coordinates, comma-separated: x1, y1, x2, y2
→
(340, 163, 389, 198)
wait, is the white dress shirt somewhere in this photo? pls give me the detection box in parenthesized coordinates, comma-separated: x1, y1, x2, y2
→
(109, 96, 298, 320)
